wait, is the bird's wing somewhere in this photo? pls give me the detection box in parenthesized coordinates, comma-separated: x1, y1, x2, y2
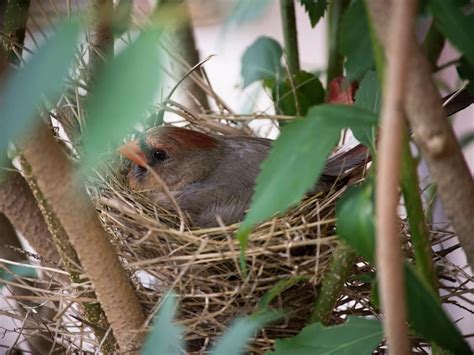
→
(152, 182, 252, 228)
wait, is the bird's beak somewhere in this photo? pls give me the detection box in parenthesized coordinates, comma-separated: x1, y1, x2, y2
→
(118, 140, 147, 167)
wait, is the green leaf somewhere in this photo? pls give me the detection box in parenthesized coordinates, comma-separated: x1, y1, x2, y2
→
(272, 71, 325, 116)
(237, 104, 377, 249)
(0, 265, 37, 289)
(0, 20, 80, 162)
(339, 0, 375, 82)
(456, 56, 474, 93)
(141, 292, 184, 355)
(336, 182, 376, 263)
(241, 36, 284, 88)
(258, 275, 310, 310)
(210, 311, 281, 355)
(268, 316, 383, 355)
(429, 0, 474, 66)
(82, 28, 163, 167)
(238, 111, 340, 239)
(404, 264, 471, 354)
(353, 70, 380, 151)
(354, 71, 381, 114)
(298, 0, 328, 28)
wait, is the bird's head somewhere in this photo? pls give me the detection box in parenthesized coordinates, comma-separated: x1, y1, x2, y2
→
(119, 126, 221, 192)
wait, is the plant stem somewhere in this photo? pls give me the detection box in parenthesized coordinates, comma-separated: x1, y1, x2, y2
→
(280, 0, 300, 75)
(326, 0, 350, 86)
(310, 243, 355, 324)
(1, 0, 30, 65)
(371, 0, 418, 352)
(164, 0, 210, 113)
(88, 0, 114, 79)
(401, 136, 438, 291)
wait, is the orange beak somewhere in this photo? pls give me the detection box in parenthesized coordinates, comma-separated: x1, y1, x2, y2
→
(118, 140, 147, 167)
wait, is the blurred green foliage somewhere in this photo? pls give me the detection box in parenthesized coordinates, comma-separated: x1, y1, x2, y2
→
(141, 292, 184, 355)
(0, 20, 80, 163)
(268, 316, 383, 355)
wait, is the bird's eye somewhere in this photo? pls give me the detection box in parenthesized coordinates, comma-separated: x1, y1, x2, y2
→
(152, 149, 167, 162)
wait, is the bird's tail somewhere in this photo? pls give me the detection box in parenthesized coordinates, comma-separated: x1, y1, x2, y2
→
(320, 87, 474, 183)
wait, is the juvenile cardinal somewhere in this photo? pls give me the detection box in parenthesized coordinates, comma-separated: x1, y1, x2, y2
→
(119, 126, 368, 227)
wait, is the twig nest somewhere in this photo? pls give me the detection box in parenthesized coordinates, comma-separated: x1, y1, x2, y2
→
(91, 164, 346, 352)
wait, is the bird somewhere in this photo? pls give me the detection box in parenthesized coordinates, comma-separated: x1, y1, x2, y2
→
(119, 126, 369, 228)
(118, 88, 474, 228)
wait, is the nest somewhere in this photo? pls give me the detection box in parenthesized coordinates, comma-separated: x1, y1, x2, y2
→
(2, 119, 473, 353)
(90, 155, 348, 352)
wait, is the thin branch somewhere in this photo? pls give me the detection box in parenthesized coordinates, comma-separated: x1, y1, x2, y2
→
(0, 169, 59, 264)
(1, 0, 30, 65)
(368, 0, 474, 271)
(326, 0, 350, 87)
(87, 0, 113, 82)
(161, 0, 210, 113)
(373, 0, 418, 353)
(280, 0, 300, 75)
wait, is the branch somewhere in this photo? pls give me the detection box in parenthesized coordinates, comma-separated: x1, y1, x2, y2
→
(0, 214, 62, 353)
(163, 0, 210, 113)
(1, 0, 30, 65)
(373, 0, 418, 353)
(280, 0, 300, 75)
(326, 0, 350, 87)
(310, 242, 355, 324)
(87, 0, 114, 80)
(0, 169, 59, 263)
(367, 1, 474, 271)
(18, 122, 145, 351)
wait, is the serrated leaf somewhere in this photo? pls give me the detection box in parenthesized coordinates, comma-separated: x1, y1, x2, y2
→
(299, 0, 328, 28)
(268, 316, 383, 355)
(141, 292, 184, 355)
(210, 311, 281, 355)
(339, 0, 375, 82)
(0, 20, 80, 162)
(429, 0, 474, 66)
(241, 36, 284, 88)
(82, 28, 163, 168)
(272, 70, 325, 116)
(353, 70, 380, 151)
(237, 104, 377, 248)
(336, 181, 376, 263)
